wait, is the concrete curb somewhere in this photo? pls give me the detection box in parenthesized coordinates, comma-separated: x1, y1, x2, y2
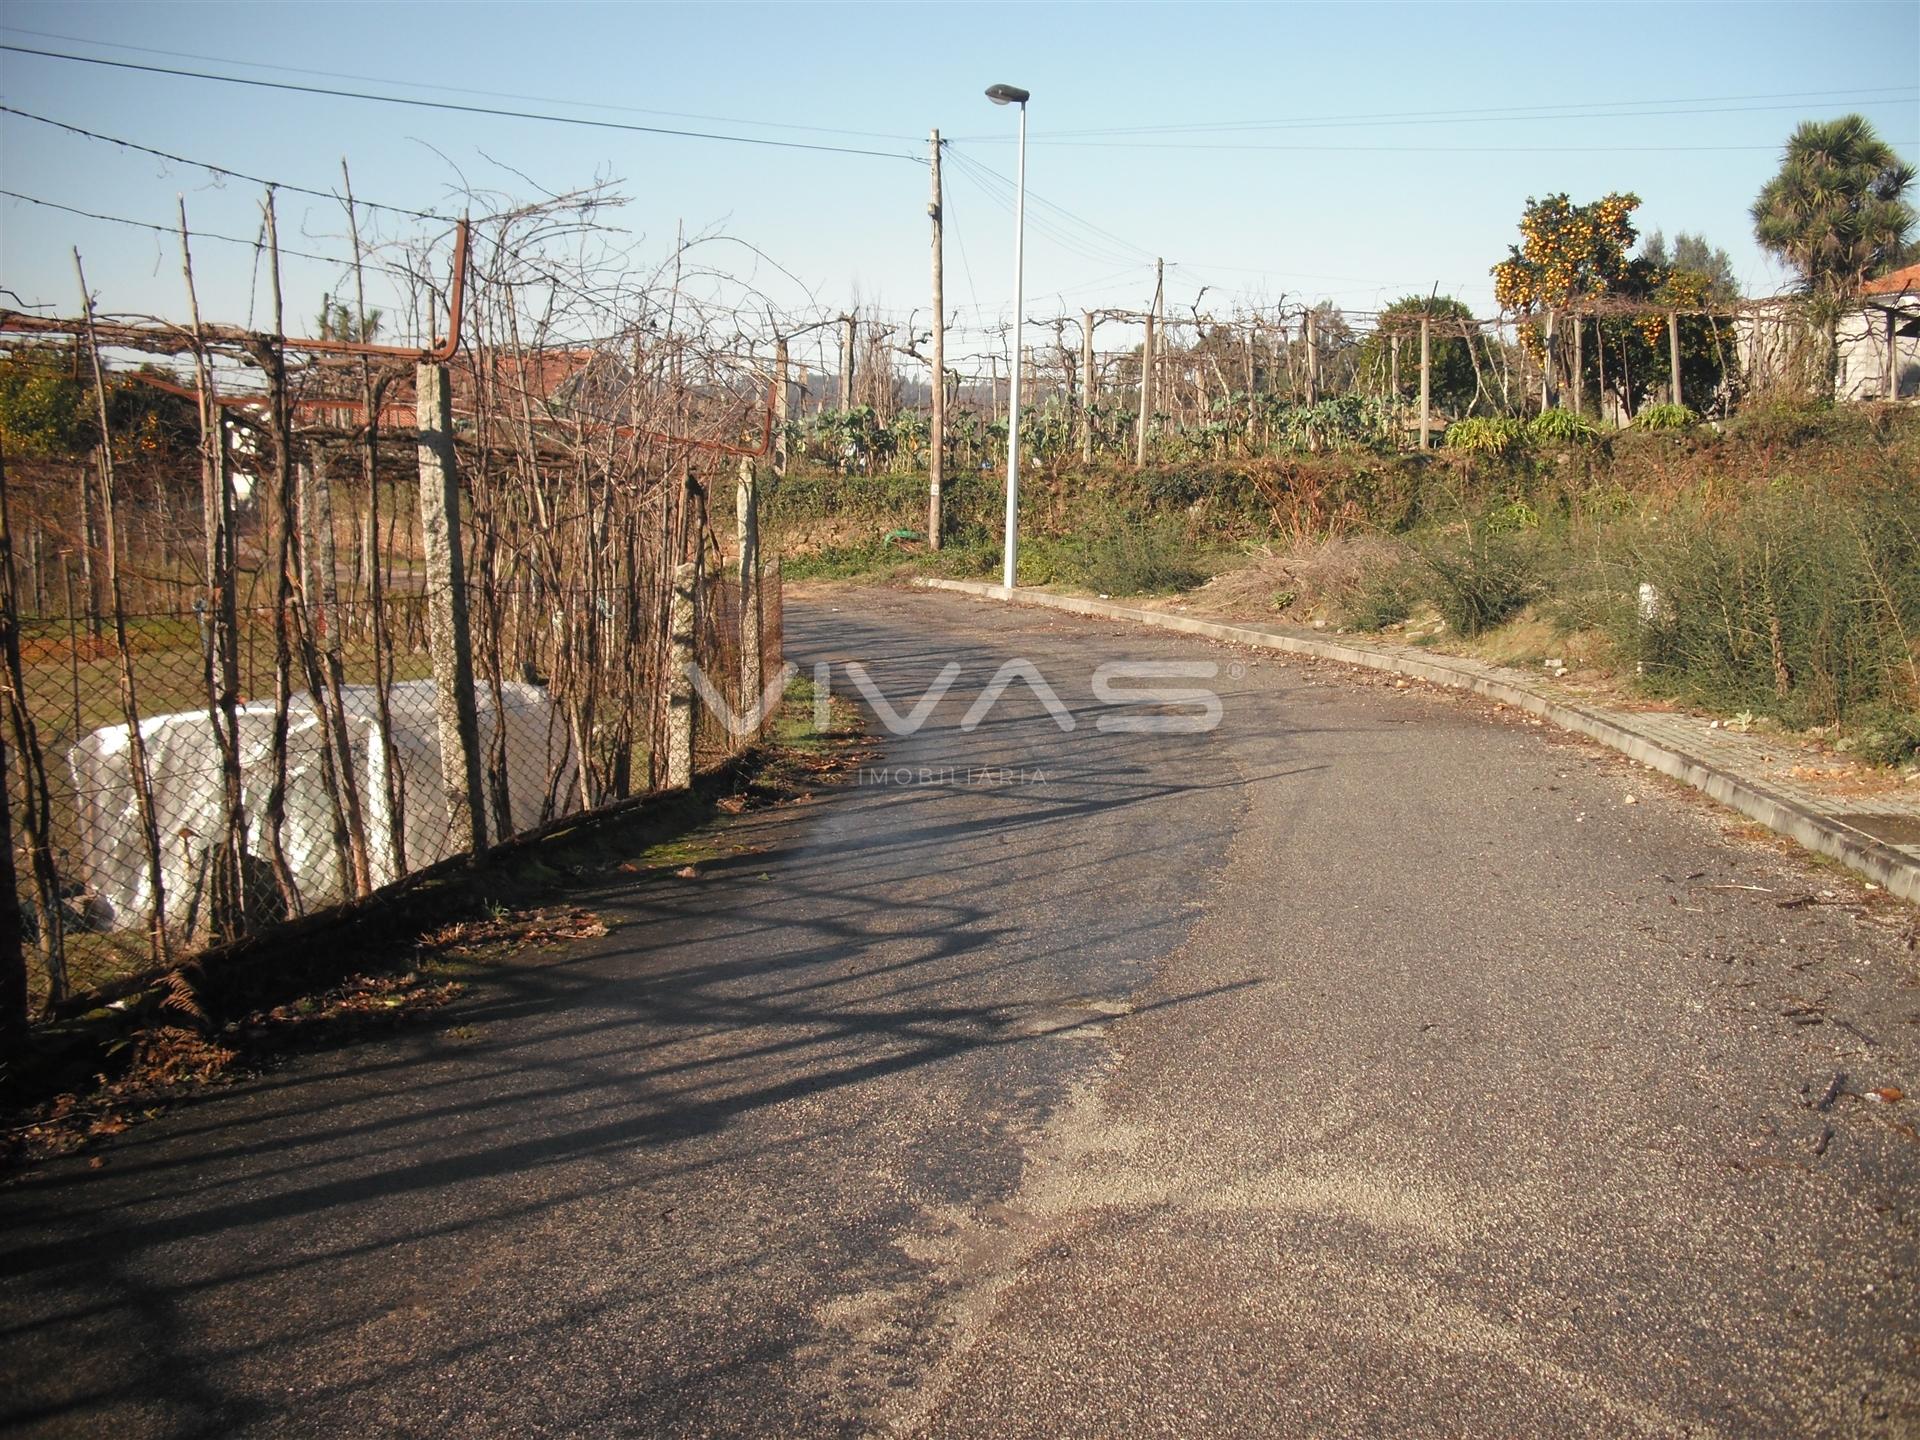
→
(912, 576, 1920, 905)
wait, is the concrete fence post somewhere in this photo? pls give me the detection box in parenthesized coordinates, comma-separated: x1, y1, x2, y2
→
(736, 456, 762, 735)
(666, 560, 698, 788)
(415, 361, 487, 855)
(1668, 311, 1684, 408)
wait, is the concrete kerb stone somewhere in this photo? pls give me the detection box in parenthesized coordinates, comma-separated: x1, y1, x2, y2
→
(911, 576, 1920, 905)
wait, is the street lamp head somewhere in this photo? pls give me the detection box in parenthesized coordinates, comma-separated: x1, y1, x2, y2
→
(984, 83, 1031, 106)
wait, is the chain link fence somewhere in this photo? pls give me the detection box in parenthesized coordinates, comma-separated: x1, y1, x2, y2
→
(6, 528, 783, 1013)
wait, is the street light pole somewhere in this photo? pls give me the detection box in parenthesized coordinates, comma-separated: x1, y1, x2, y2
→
(986, 83, 1030, 590)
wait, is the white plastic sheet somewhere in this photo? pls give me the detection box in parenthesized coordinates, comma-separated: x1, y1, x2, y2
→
(69, 680, 577, 933)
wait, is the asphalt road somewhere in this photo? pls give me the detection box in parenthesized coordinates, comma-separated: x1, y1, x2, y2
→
(3, 586, 1916, 1438)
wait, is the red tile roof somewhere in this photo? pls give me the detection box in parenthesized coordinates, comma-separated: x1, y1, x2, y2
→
(1862, 263, 1920, 296)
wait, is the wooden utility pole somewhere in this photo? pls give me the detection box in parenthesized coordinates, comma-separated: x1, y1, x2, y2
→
(1136, 258, 1162, 467)
(415, 361, 487, 856)
(1419, 314, 1432, 450)
(1668, 311, 1683, 407)
(840, 313, 857, 411)
(928, 130, 945, 549)
(1080, 310, 1096, 462)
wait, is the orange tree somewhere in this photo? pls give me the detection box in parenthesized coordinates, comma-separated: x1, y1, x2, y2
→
(1493, 192, 1643, 315)
(1493, 193, 1724, 416)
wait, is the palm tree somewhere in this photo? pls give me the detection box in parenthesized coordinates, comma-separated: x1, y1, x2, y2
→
(1751, 116, 1916, 388)
(313, 295, 385, 344)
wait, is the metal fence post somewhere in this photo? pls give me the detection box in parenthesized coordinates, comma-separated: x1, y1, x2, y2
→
(415, 361, 487, 855)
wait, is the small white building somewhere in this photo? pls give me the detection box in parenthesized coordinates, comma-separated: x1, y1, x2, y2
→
(1853, 263, 1920, 401)
(1736, 264, 1920, 403)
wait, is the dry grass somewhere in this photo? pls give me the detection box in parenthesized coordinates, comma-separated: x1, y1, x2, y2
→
(1172, 534, 1409, 622)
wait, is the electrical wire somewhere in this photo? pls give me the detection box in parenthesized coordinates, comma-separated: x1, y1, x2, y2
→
(943, 150, 1153, 271)
(0, 105, 453, 221)
(939, 143, 986, 325)
(944, 85, 1920, 142)
(0, 187, 426, 284)
(944, 148, 1159, 264)
(0, 25, 925, 144)
(962, 136, 1918, 154)
(0, 45, 925, 163)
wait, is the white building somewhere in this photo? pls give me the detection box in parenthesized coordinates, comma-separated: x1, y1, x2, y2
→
(1736, 264, 1920, 403)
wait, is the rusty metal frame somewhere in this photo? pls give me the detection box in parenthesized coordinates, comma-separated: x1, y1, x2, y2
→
(284, 217, 469, 361)
(124, 370, 776, 458)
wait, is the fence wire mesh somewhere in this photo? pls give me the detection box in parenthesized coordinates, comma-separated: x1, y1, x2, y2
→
(6, 529, 783, 1014)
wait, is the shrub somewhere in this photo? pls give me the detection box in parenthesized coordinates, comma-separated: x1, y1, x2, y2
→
(920, 532, 1000, 581)
(781, 538, 895, 581)
(1341, 562, 1421, 630)
(1071, 514, 1209, 595)
(1446, 417, 1530, 456)
(1528, 408, 1601, 445)
(1633, 403, 1696, 431)
(1610, 482, 1920, 727)
(1725, 395, 1868, 447)
(1844, 705, 1920, 767)
(1483, 499, 1542, 534)
(1418, 531, 1547, 637)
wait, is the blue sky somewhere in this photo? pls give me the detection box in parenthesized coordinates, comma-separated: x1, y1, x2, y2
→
(2, 1, 1916, 371)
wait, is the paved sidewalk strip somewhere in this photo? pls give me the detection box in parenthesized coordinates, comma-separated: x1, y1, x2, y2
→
(914, 577, 1920, 904)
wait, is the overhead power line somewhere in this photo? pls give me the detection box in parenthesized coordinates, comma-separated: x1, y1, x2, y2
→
(0, 187, 423, 283)
(946, 149, 1159, 265)
(942, 151, 1153, 272)
(944, 84, 1920, 142)
(0, 26, 924, 144)
(956, 136, 1917, 155)
(0, 45, 924, 163)
(0, 105, 452, 222)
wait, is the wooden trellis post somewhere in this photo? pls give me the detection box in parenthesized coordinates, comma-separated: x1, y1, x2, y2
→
(1305, 309, 1318, 406)
(1081, 310, 1096, 462)
(841, 314, 856, 411)
(773, 336, 791, 479)
(1419, 315, 1432, 451)
(1571, 312, 1584, 415)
